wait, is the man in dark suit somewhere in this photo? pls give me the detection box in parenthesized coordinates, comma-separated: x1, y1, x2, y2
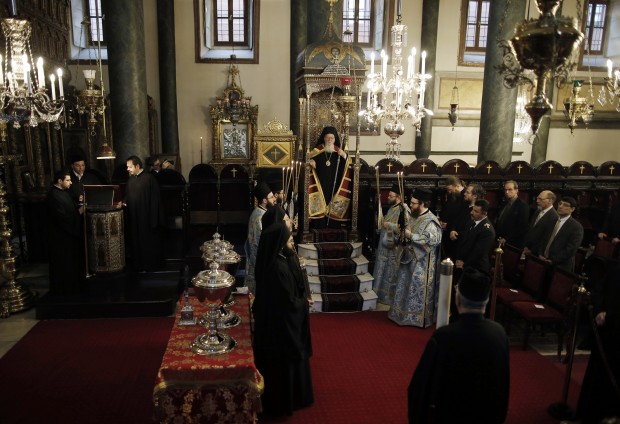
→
(540, 196, 584, 272)
(455, 199, 496, 276)
(495, 180, 530, 248)
(524, 190, 559, 256)
(440, 176, 466, 259)
(408, 268, 510, 424)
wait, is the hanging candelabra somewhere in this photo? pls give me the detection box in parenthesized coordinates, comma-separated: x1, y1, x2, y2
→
(496, 0, 584, 135)
(448, 84, 459, 131)
(563, 80, 594, 134)
(0, 18, 64, 128)
(597, 59, 620, 112)
(360, 0, 432, 160)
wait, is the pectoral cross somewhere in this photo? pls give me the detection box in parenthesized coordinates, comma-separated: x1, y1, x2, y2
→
(548, 164, 554, 174)
(517, 164, 523, 174)
(453, 163, 460, 173)
(231, 167, 237, 178)
(486, 164, 492, 174)
(579, 164, 585, 175)
(387, 162, 393, 172)
(421, 163, 427, 173)
(610, 165, 616, 175)
(271, 149, 281, 162)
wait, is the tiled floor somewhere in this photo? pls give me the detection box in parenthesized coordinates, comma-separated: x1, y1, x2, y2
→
(0, 263, 49, 360)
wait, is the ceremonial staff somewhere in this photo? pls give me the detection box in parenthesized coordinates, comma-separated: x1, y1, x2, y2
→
(375, 166, 383, 231)
(489, 238, 505, 320)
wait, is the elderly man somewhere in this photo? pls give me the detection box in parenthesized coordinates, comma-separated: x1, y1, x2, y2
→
(524, 190, 559, 257)
(539, 196, 584, 272)
(408, 268, 510, 424)
(244, 181, 276, 292)
(495, 180, 530, 248)
(373, 183, 409, 305)
(389, 188, 442, 327)
(307, 126, 352, 228)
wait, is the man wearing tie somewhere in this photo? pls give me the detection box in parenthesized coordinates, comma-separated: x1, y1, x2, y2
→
(539, 196, 584, 272)
(524, 190, 558, 257)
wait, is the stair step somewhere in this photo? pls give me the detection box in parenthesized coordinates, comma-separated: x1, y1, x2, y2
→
(310, 290, 378, 313)
(305, 255, 369, 277)
(298, 242, 363, 259)
(307, 273, 373, 294)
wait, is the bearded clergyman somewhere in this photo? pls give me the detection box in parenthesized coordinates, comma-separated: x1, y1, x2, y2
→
(389, 188, 442, 327)
(307, 126, 352, 229)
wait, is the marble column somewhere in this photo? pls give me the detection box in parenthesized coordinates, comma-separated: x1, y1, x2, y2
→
(290, 0, 308, 139)
(416, 0, 440, 159)
(477, 0, 527, 166)
(104, 0, 150, 165)
(157, 0, 179, 154)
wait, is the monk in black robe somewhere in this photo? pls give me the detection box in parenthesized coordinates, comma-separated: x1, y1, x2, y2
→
(124, 155, 164, 272)
(47, 170, 81, 294)
(252, 223, 313, 417)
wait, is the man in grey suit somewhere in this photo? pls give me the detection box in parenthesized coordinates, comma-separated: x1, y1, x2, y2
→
(539, 196, 584, 272)
(524, 190, 559, 256)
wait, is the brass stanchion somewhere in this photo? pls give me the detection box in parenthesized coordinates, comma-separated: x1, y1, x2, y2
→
(489, 239, 505, 321)
(0, 129, 38, 317)
(548, 275, 589, 420)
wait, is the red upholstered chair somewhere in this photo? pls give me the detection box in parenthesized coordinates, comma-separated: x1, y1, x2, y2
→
(508, 268, 579, 356)
(495, 255, 550, 304)
(594, 239, 615, 259)
(500, 244, 524, 287)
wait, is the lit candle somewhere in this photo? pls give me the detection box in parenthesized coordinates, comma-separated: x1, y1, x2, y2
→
(37, 57, 45, 88)
(381, 50, 387, 77)
(607, 59, 613, 79)
(57, 68, 64, 98)
(370, 51, 375, 75)
(421, 51, 427, 75)
(50, 73, 56, 100)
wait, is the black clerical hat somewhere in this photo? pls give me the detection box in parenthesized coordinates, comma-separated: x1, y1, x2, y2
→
(253, 181, 271, 201)
(315, 126, 341, 147)
(269, 178, 283, 192)
(69, 154, 85, 164)
(457, 268, 491, 302)
(389, 183, 401, 196)
(412, 188, 432, 202)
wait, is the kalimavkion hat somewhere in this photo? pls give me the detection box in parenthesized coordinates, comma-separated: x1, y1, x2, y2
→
(457, 268, 491, 302)
(253, 181, 272, 201)
(412, 188, 433, 202)
(389, 183, 401, 196)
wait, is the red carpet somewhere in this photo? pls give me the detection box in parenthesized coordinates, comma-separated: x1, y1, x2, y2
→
(0, 312, 583, 424)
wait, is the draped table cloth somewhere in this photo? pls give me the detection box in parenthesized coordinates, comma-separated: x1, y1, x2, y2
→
(153, 294, 263, 423)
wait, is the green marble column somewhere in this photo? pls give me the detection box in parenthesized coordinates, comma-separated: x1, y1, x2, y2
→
(104, 0, 150, 165)
(416, 0, 440, 159)
(157, 0, 179, 154)
(307, 0, 342, 44)
(291, 0, 308, 138)
(477, 0, 527, 166)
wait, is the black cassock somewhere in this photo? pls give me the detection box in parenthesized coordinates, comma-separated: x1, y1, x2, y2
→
(47, 186, 81, 294)
(253, 249, 313, 416)
(124, 171, 164, 271)
(313, 149, 347, 206)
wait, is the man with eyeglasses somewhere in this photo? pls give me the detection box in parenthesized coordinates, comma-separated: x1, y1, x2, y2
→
(244, 181, 276, 293)
(539, 196, 584, 272)
(373, 183, 410, 305)
(524, 190, 559, 257)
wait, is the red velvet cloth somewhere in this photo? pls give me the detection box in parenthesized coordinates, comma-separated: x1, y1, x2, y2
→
(315, 242, 354, 259)
(153, 294, 263, 423)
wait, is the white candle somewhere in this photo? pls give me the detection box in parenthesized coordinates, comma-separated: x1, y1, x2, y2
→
(407, 55, 413, 79)
(381, 50, 387, 77)
(24, 63, 32, 94)
(0, 54, 4, 86)
(370, 52, 375, 75)
(411, 48, 417, 75)
(57, 69, 64, 98)
(607, 59, 613, 79)
(50, 74, 56, 100)
(7, 72, 14, 94)
(436, 259, 454, 329)
(421, 51, 427, 75)
(37, 57, 45, 88)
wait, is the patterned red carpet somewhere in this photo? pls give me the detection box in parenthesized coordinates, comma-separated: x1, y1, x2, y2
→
(0, 312, 583, 423)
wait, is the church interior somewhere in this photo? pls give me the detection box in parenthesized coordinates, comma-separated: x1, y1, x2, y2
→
(1, 0, 620, 422)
